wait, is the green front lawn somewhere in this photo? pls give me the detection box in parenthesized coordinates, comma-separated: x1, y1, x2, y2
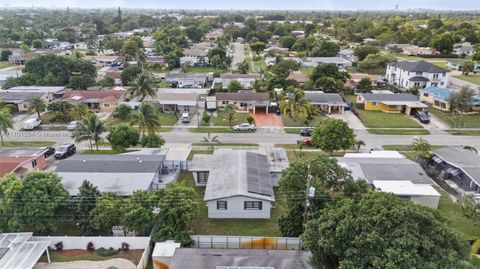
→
(1, 141, 55, 147)
(177, 172, 284, 236)
(382, 144, 444, 151)
(356, 110, 423, 128)
(446, 130, 480, 136)
(284, 128, 303, 134)
(429, 107, 480, 128)
(367, 129, 430, 135)
(454, 75, 480, 85)
(281, 114, 328, 127)
(0, 61, 10, 69)
(211, 111, 252, 126)
(184, 66, 228, 73)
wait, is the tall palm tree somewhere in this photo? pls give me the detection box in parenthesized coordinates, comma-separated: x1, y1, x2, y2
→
(354, 139, 366, 152)
(132, 103, 161, 136)
(279, 89, 312, 119)
(86, 33, 98, 50)
(128, 73, 156, 101)
(72, 114, 106, 150)
(136, 49, 147, 68)
(70, 103, 90, 120)
(0, 108, 13, 146)
(27, 97, 47, 118)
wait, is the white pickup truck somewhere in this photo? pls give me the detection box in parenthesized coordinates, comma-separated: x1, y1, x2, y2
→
(23, 118, 42, 130)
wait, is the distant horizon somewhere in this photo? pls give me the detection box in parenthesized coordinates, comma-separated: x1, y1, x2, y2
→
(2, 0, 479, 11)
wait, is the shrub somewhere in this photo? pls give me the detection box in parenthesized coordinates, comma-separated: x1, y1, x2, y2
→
(86, 241, 95, 251)
(246, 115, 255, 125)
(96, 247, 119, 257)
(121, 242, 130, 251)
(54, 241, 63, 251)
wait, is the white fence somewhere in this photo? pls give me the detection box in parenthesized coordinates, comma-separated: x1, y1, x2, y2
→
(136, 240, 152, 269)
(32, 236, 150, 250)
(191, 235, 302, 250)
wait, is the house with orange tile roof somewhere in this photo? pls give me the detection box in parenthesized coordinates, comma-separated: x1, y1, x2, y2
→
(61, 88, 127, 112)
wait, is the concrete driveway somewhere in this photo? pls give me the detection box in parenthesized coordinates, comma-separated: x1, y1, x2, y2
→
(12, 112, 37, 131)
(251, 113, 284, 127)
(329, 111, 366, 130)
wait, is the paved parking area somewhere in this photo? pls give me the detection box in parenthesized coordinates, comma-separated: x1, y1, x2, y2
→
(251, 113, 284, 127)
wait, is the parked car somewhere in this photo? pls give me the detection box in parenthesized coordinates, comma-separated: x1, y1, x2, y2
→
(44, 147, 55, 158)
(300, 138, 313, 146)
(233, 123, 255, 131)
(181, 113, 190, 123)
(300, 127, 314, 137)
(54, 144, 76, 159)
(23, 118, 41, 130)
(369, 148, 382, 153)
(67, 121, 78, 131)
(414, 110, 430, 124)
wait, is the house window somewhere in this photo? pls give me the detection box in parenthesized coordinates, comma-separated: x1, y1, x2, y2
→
(416, 72, 422, 76)
(434, 100, 440, 107)
(244, 201, 262, 210)
(371, 102, 378, 106)
(423, 93, 429, 97)
(104, 103, 110, 108)
(32, 159, 37, 167)
(217, 201, 227, 210)
(240, 102, 247, 107)
(197, 172, 209, 184)
(222, 101, 228, 105)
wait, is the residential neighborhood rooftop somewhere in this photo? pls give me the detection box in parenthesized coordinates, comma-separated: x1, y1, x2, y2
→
(433, 147, 480, 184)
(388, 61, 447, 73)
(0, 91, 45, 103)
(216, 91, 270, 102)
(359, 93, 420, 102)
(422, 86, 453, 101)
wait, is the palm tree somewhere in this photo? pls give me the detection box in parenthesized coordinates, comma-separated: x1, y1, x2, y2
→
(132, 103, 161, 136)
(354, 139, 366, 152)
(71, 103, 90, 120)
(136, 49, 147, 68)
(28, 97, 47, 118)
(279, 89, 312, 119)
(0, 108, 13, 146)
(72, 114, 106, 150)
(224, 104, 236, 128)
(129, 73, 156, 101)
(86, 33, 98, 50)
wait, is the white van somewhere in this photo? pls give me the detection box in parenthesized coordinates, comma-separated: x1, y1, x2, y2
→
(181, 113, 190, 123)
(23, 118, 42, 130)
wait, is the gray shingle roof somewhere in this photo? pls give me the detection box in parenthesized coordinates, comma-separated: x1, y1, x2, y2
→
(216, 91, 269, 102)
(56, 154, 165, 173)
(433, 146, 480, 184)
(305, 92, 347, 105)
(0, 91, 45, 102)
(388, 61, 447, 73)
(359, 93, 419, 102)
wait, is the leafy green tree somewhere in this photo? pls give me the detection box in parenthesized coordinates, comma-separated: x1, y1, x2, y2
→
(69, 74, 95, 90)
(224, 104, 236, 128)
(0, 172, 68, 234)
(279, 88, 311, 119)
(250, 41, 267, 55)
(47, 101, 73, 122)
(354, 45, 379, 61)
(472, 51, 480, 62)
(140, 133, 165, 148)
(312, 118, 354, 153)
(113, 104, 132, 120)
(27, 97, 46, 118)
(133, 102, 161, 136)
(122, 38, 142, 61)
(129, 73, 156, 101)
(152, 184, 197, 246)
(302, 192, 470, 269)
(462, 60, 474, 75)
(227, 80, 242, 92)
(91, 193, 123, 233)
(1, 50, 12, 61)
(461, 195, 480, 224)
(358, 53, 397, 70)
(72, 114, 106, 151)
(449, 87, 475, 114)
(313, 76, 344, 93)
(0, 108, 13, 146)
(107, 123, 140, 152)
(185, 26, 204, 42)
(71, 180, 100, 235)
(310, 63, 350, 83)
(271, 59, 301, 79)
(99, 76, 115, 88)
(356, 78, 372, 93)
(431, 33, 454, 54)
(236, 60, 249, 74)
(310, 41, 339, 57)
(411, 137, 432, 159)
(32, 39, 44, 49)
(70, 103, 90, 120)
(121, 66, 142, 86)
(279, 35, 296, 50)
(201, 112, 211, 126)
(122, 191, 158, 235)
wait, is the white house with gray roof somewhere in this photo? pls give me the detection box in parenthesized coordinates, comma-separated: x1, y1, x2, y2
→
(386, 61, 448, 90)
(337, 151, 440, 208)
(56, 153, 169, 196)
(304, 91, 347, 114)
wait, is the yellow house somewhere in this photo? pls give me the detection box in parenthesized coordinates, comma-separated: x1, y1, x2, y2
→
(357, 93, 427, 115)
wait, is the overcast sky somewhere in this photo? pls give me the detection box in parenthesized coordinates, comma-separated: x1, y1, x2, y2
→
(2, 0, 479, 10)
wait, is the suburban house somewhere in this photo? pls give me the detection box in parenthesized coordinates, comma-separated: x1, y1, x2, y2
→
(180, 47, 209, 67)
(446, 59, 480, 72)
(189, 147, 289, 187)
(345, 73, 382, 89)
(430, 147, 480, 194)
(403, 46, 436, 56)
(216, 73, 261, 90)
(6, 86, 65, 101)
(8, 52, 41, 65)
(204, 29, 224, 41)
(338, 48, 355, 62)
(144, 92, 199, 114)
(356, 93, 427, 114)
(337, 151, 440, 208)
(300, 57, 352, 69)
(0, 91, 47, 112)
(286, 71, 309, 85)
(165, 73, 209, 88)
(420, 86, 480, 112)
(0, 148, 52, 177)
(169, 248, 313, 269)
(304, 91, 347, 114)
(216, 91, 270, 113)
(193, 150, 275, 219)
(385, 61, 448, 89)
(453, 42, 476, 56)
(61, 88, 127, 112)
(146, 55, 167, 67)
(55, 153, 171, 196)
(84, 55, 120, 66)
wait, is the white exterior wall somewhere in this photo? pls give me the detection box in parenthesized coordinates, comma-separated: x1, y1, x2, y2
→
(32, 236, 150, 250)
(207, 196, 272, 219)
(410, 195, 440, 209)
(385, 65, 449, 89)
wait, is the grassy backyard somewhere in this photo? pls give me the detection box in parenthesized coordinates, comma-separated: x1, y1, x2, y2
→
(429, 107, 480, 128)
(367, 129, 430, 135)
(454, 75, 480, 85)
(184, 66, 227, 73)
(177, 172, 284, 236)
(446, 130, 480, 136)
(281, 114, 328, 127)
(356, 110, 423, 128)
(211, 111, 252, 126)
(1, 141, 55, 147)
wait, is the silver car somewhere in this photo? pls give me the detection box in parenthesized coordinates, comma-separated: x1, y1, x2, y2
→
(233, 123, 255, 131)
(67, 121, 78, 131)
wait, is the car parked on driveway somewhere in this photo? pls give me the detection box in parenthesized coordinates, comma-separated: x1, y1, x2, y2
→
(414, 110, 430, 124)
(67, 121, 78, 131)
(181, 113, 190, 123)
(300, 127, 313, 136)
(23, 118, 41, 130)
(233, 123, 255, 131)
(54, 144, 76, 159)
